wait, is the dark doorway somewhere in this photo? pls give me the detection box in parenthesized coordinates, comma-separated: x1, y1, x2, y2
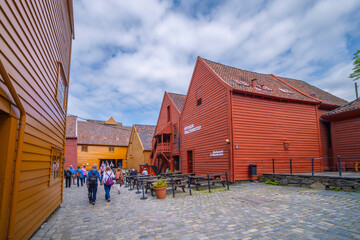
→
(187, 151, 193, 173)
(173, 155, 180, 171)
(100, 159, 123, 168)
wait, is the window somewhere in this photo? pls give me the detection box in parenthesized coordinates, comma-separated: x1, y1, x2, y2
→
(109, 147, 114, 152)
(50, 149, 62, 181)
(55, 62, 67, 109)
(197, 98, 202, 106)
(81, 145, 88, 152)
(167, 105, 170, 122)
(173, 124, 178, 142)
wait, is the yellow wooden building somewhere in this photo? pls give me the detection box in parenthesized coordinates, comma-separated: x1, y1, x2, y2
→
(0, 1, 74, 239)
(66, 117, 131, 170)
(126, 124, 156, 171)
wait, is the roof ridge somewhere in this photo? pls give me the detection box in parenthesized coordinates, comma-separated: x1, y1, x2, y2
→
(271, 74, 321, 103)
(167, 92, 186, 96)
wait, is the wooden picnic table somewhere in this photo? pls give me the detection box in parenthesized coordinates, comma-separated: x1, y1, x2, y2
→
(144, 176, 186, 196)
(188, 174, 225, 190)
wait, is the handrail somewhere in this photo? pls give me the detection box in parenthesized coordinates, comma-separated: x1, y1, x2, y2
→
(0, 59, 26, 240)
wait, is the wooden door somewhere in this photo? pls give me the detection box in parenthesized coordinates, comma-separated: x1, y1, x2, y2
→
(187, 151, 193, 173)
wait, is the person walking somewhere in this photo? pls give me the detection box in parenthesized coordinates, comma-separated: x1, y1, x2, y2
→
(87, 164, 102, 205)
(82, 165, 87, 185)
(69, 165, 76, 185)
(102, 166, 115, 202)
(76, 166, 84, 187)
(100, 164, 105, 179)
(115, 168, 124, 194)
(65, 168, 71, 187)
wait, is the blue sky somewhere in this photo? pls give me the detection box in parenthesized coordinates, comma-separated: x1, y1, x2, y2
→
(69, 0, 360, 126)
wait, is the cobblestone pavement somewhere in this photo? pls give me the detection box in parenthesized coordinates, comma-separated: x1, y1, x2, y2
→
(31, 182, 360, 240)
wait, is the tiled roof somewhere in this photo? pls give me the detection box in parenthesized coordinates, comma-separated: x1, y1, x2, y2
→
(167, 92, 186, 112)
(134, 124, 156, 150)
(77, 120, 131, 146)
(322, 98, 360, 118)
(203, 58, 326, 104)
(280, 77, 348, 106)
(66, 116, 77, 138)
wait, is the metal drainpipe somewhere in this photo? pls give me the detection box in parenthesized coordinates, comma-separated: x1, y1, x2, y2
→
(0, 59, 26, 240)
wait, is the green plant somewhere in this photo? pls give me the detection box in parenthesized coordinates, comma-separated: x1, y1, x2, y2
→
(153, 177, 167, 188)
(265, 180, 279, 185)
(257, 175, 264, 182)
(328, 186, 341, 191)
(167, 170, 173, 173)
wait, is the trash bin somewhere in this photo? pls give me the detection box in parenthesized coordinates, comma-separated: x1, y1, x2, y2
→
(249, 164, 257, 175)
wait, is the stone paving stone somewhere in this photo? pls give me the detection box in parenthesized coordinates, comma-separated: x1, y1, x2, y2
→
(30, 182, 360, 239)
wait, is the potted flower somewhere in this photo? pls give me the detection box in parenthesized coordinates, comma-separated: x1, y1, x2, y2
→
(153, 177, 167, 199)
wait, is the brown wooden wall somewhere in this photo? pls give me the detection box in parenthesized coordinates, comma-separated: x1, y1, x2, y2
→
(180, 59, 231, 176)
(331, 117, 360, 162)
(232, 94, 321, 180)
(0, 1, 73, 239)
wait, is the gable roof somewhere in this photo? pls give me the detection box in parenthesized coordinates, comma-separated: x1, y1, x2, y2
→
(167, 92, 186, 112)
(322, 98, 360, 120)
(66, 116, 77, 138)
(134, 124, 156, 150)
(76, 119, 131, 146)
(202, 58, 344, 105)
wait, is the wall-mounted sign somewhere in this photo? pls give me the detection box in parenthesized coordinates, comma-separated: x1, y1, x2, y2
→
(210, 150, 224, 157)
(184, 124, 201, 135)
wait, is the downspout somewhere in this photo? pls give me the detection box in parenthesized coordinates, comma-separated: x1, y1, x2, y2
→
(0, 59, 26, 240)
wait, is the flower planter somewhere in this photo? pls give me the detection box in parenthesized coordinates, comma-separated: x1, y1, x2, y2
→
(154, 187, 167, 199)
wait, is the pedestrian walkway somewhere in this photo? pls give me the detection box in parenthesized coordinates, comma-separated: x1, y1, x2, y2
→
(31, 182, 360, 239)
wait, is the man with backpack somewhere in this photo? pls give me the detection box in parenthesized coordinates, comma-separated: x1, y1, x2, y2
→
(65, 168, 72, 187)
(86, 164, 102, 205)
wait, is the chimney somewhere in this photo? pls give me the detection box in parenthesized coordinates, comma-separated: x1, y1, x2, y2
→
(251, 79, 257, 87)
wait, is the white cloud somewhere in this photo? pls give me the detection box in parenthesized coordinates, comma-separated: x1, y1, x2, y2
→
(69, 0, 360, 125)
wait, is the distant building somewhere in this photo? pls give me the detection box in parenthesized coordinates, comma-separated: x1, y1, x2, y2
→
(322, 98, 360, 168)
(0, 1, 74, 239)
(65, 117, 131, 170)
(151, 92, 186, 173)
(126, 124, 156, 171)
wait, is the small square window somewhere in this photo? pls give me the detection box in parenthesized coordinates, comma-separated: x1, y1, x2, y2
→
(50, 149, 62, 181)
(197, 98, 202, 106)
(109, 147, 114, 152)
(81, 145, 88, 152)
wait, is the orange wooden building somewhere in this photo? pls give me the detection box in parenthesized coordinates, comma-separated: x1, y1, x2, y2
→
(127, 124, 156, 171)
(151, 92, 186, 172)
(0, 1, 74, 239)
(65, 117, 131, 170)
(322, 98, 360, 167)
(179, 57, 347, 181)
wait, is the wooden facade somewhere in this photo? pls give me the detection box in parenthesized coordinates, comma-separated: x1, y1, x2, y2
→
(0, 1, 74, 239)
(151, 92, 185, 173)
(177, 57, 346, 181)
(126, 124, 156, 171)
(65, 116, 131, 170)
(322, 98, 360, 168)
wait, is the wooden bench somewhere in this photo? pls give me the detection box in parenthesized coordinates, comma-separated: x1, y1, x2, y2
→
(190, 174, 226, 190)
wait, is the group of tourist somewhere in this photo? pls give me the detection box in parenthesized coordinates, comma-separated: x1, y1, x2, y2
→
(64, 164, 150, 205)
(64, 165, 88, 188)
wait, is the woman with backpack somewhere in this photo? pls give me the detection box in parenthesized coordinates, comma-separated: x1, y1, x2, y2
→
(102, 166, 115, 202)
(76, 166, 84, 187)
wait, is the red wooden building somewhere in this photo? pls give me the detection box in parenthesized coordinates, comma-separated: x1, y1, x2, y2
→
(65, 116, 78, 169)
(179, 57, 347, 181)
(151, 92, 186, 172)
(321, 98, 360, 168)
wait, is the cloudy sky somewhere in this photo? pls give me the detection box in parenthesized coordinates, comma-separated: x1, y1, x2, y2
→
(69, 0, 360, 126)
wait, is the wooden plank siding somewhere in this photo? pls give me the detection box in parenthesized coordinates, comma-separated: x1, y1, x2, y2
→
(0, 0, 73, 239)
(318, 108, 332, 169)
(331, 117, 360, 161)
(127, 126, 148, 171)
(231, 94, 321, 180)
(180, 59, 231, 176)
